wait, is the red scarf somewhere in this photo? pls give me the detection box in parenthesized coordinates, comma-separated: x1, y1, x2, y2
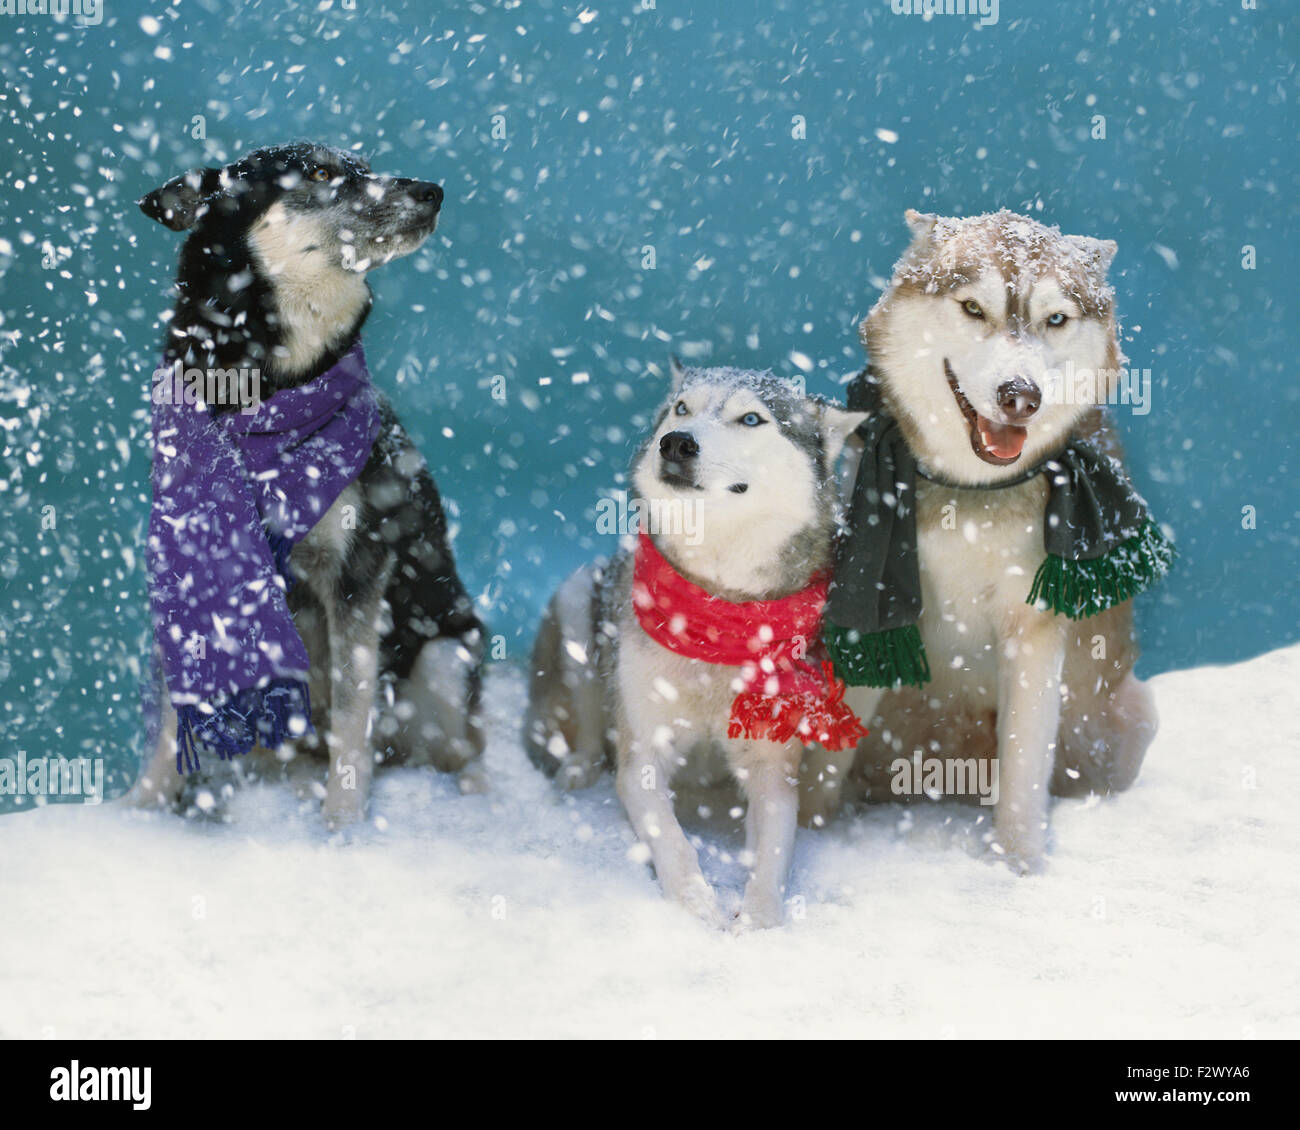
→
(632, 533, 868, 752)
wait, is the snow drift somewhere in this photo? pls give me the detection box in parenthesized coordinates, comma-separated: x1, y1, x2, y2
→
(1, 645, 1296, 1039)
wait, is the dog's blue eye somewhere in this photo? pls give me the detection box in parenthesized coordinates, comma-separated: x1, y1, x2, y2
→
(1046, 312, 1068, 327)
(739, 412, 765, 427)
(674, 401, 688, 415)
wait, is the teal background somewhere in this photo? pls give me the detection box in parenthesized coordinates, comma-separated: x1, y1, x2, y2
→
(0, 0, 1295, 809)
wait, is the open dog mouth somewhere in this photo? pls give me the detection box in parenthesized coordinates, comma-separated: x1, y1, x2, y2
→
(943, 359, 1027, 465)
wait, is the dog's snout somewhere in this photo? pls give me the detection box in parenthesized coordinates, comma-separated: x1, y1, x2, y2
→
(996, 376, 1042, 423)
(387, 178, 439, 209)
(383, 177, 443, 209)
(659, 431, 700, 464)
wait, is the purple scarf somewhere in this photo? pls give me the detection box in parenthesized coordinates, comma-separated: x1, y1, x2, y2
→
(148, 340, 380, 772)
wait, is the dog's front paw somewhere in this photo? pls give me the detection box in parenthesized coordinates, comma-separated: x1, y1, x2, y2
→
(735, 890, 786, 931)
(126, 778, 181, 811)
(457, 761, 490, 795)
(991, 809, 1049, 874)
(557, 757, 605, 791)
(990, 839, 1047, 876)
(663, 875, 726, 930)
(127, 754, 189, 812)
(322, 794, 368, 832)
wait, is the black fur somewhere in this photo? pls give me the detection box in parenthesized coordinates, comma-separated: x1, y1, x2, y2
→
(335, 397, 481, 684)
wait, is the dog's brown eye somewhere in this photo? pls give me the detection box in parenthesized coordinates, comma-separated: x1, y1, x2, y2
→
(961, 299, 985, 319)
(310, 168, 332, 183)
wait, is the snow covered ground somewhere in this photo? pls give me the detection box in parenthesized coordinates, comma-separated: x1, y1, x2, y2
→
(2, 644, 1297, 1040)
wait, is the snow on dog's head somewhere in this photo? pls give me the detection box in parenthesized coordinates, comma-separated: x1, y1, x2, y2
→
(865, 208, 1124, 485)
(630, 358, 865, 598)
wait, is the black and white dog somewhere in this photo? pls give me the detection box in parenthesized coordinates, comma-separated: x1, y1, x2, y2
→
(132, 142, 485, 825)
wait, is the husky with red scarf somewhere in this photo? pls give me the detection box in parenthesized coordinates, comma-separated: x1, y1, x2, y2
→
(525, 360, 867, 929)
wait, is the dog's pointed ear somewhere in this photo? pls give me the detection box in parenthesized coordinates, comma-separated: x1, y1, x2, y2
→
(668, 353, 687, 396)
(1067, 235, 1118, 277)
(903, 208, 939, 242)
(138, 167, 221, 232)
(821, 404, 870, 464)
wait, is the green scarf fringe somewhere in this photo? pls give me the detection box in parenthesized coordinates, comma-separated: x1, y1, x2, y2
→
(1026, 518, 1175, 620)
(824, 621, 932, 689)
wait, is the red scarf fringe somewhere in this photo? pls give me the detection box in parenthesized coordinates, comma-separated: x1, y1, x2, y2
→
(632, 533, 868, 752)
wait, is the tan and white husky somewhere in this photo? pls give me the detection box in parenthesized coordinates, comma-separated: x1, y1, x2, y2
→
(803, 209, 1160, 872)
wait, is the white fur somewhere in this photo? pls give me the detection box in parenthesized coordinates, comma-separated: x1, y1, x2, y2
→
(631, 385, 845, 599)
(841, 468, 1065, 865)
(874, 280, 1111, 486)
(529, 374, 866, 928)
(248, 201, 370, 377)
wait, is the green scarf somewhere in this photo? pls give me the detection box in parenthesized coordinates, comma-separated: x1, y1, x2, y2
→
(824, 369, 1175, 689)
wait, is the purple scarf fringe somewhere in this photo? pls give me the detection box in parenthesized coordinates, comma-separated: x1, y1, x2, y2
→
(175, 681, 313, 774)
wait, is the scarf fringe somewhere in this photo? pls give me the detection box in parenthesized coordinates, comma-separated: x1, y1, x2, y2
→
(824, 622, 932, 690)
(727, 663, 868, 752)
(1027, 518, 1175, 620)
(174, 679, 312, 774)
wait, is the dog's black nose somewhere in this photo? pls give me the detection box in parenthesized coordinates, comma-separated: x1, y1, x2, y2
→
(660, 431, 699, 464)
(392, 178, 443, 208)
(996, 376, 1041, 423)
(415, 181, 443, 208)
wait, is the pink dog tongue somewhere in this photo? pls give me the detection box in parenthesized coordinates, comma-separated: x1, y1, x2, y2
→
(977, 414, 1028, 460)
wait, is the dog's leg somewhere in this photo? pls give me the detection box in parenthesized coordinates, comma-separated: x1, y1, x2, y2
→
(735, 743, 801, 929)
(1054, 671, 1158, 797)
(616, 729, 724, 928)
(128, 699, 185, 809)
(392, 633, 488, 794)
(524, 565, 609, 789)
(279, 597, 333, 771)
(321, 602, 381, 829)
(994, 612, 1067, 873)
(799, 686, 881, 828)
(798, 746, 857, 829)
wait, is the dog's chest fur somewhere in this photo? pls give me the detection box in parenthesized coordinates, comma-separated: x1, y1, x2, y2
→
(289, 483, 363, 593)
(617, 623, 739, 781)
(913, 475, 1050, 692)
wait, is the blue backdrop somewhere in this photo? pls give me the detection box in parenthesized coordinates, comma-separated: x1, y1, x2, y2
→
(0, 0, 1295, 806)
